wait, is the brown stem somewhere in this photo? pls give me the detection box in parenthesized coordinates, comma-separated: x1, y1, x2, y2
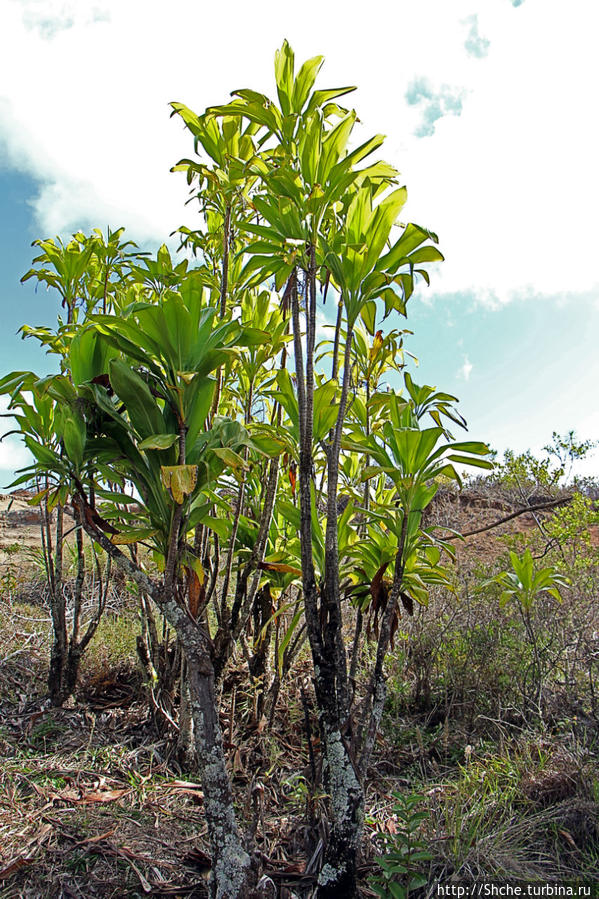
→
(214, 456, 279, 683)
(291, 266, 321, 659)
(70, 504, 86, 647)
(323, 321, 354, 722)
(357, 509, 409, 778)
(220, 204, 231, 317)
(219, 463, 247, 620)
(331, 298, 344, 381)
(165, 423, 187, 593)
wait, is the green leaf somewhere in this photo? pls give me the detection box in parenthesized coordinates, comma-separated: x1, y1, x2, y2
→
(62, 414, 86, 469)
(138, 433, 179, 451)
(109, 358, 165, 440)
(203, 515, 231, 541)
(70, 327, 117, 386)
(292, 54, 324, 111)
(110, 527, 158, 546)
(277, 607, 303, 675)
(446, 454, 494, 469)
(24, 436, 60, 468)
(361, 301, 376, 335)
(274, 40, 295, 115)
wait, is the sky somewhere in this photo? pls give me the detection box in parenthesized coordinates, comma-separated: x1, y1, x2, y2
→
(1, 0, 598, 486)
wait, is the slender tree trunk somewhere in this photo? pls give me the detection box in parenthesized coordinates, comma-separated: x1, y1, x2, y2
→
(47, 503, 109, 706)
(323, 323, 354, 722)
(357, 512, 409, 779)
(290, 258, 363, 897)
(314, 720, 362, 898)
(177, 656, 197, 769)
(48, 504, 69, 706)
(184, 627, 255, 899)
(317, 322, 364, 898)
(74, 505, 259, 898)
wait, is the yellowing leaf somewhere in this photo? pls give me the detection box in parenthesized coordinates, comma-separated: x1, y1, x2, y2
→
(152, 550, 166, 572)
(189, 555, 205, 582)
(161, 464, 198, 503)
(110, 527, 158, 545)
(211, 447, 249, 470)
(26, 487, 50, 506)
(369, 329, 384, 361)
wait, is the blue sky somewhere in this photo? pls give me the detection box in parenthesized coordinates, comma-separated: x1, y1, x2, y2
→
(1, 0, 598, 485)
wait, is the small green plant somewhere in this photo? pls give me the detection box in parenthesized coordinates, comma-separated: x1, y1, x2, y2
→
(368, 791, 432, 899)
(29, 717, 68, 748)
(0, 543, 25, 600)
(485, 549, 568, 613)
(482, 549, 569, 713)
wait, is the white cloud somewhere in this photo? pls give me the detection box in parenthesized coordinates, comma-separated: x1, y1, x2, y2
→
(458, 355, 473, 381)
(0, 437, 31, 477)
(0, 396, 31, 482)
(462, 14, 490, 59)
(0, 0, 597, 307)
(405, 77, 466, 138)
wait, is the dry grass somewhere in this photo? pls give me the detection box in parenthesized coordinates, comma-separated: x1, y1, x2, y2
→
(0, 613, 335, 897)
(2, 484, 599, 896)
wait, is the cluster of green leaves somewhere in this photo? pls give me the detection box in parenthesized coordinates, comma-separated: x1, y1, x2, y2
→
(484, 549, 568, 612)
(0, 40, 494, 683)
(368, 791, 432, 899)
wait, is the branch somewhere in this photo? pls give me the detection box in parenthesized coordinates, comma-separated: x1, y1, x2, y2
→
(71, 494, 158, 601)
(440, 495, 573, 540)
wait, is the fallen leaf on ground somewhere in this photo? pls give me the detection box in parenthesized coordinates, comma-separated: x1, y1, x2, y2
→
(0, 856, 31, 880)
(51, 787, 131, 804)
(165, 780, 204, 802)
(0, 824, 52, 880)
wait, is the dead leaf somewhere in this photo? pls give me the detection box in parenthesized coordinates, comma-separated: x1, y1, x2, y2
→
(186, 566, 205, 620)
(258, 561, 302, 576)
(165, 780, 204, 803)
(400, 591, 414, 616)
(73, 829, 116, 848)
(51, 787, 130, 804)
(0, 824, 52, 880)
(559, 829, 578, 850)
(288, 463, 297, 497)
(370, 561, 390, 614)
(117, 847, 153, 893)
(83, 789, 131, 804)
(0, 856, 31, 880)
(232, 747, 244, 775)
(183, 847, 212, 877)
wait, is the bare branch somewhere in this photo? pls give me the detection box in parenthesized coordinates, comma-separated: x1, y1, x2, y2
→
(439, 495, 573, 540)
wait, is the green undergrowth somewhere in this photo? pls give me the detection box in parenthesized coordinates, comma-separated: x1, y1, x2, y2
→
(79, 607, 140, 677)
